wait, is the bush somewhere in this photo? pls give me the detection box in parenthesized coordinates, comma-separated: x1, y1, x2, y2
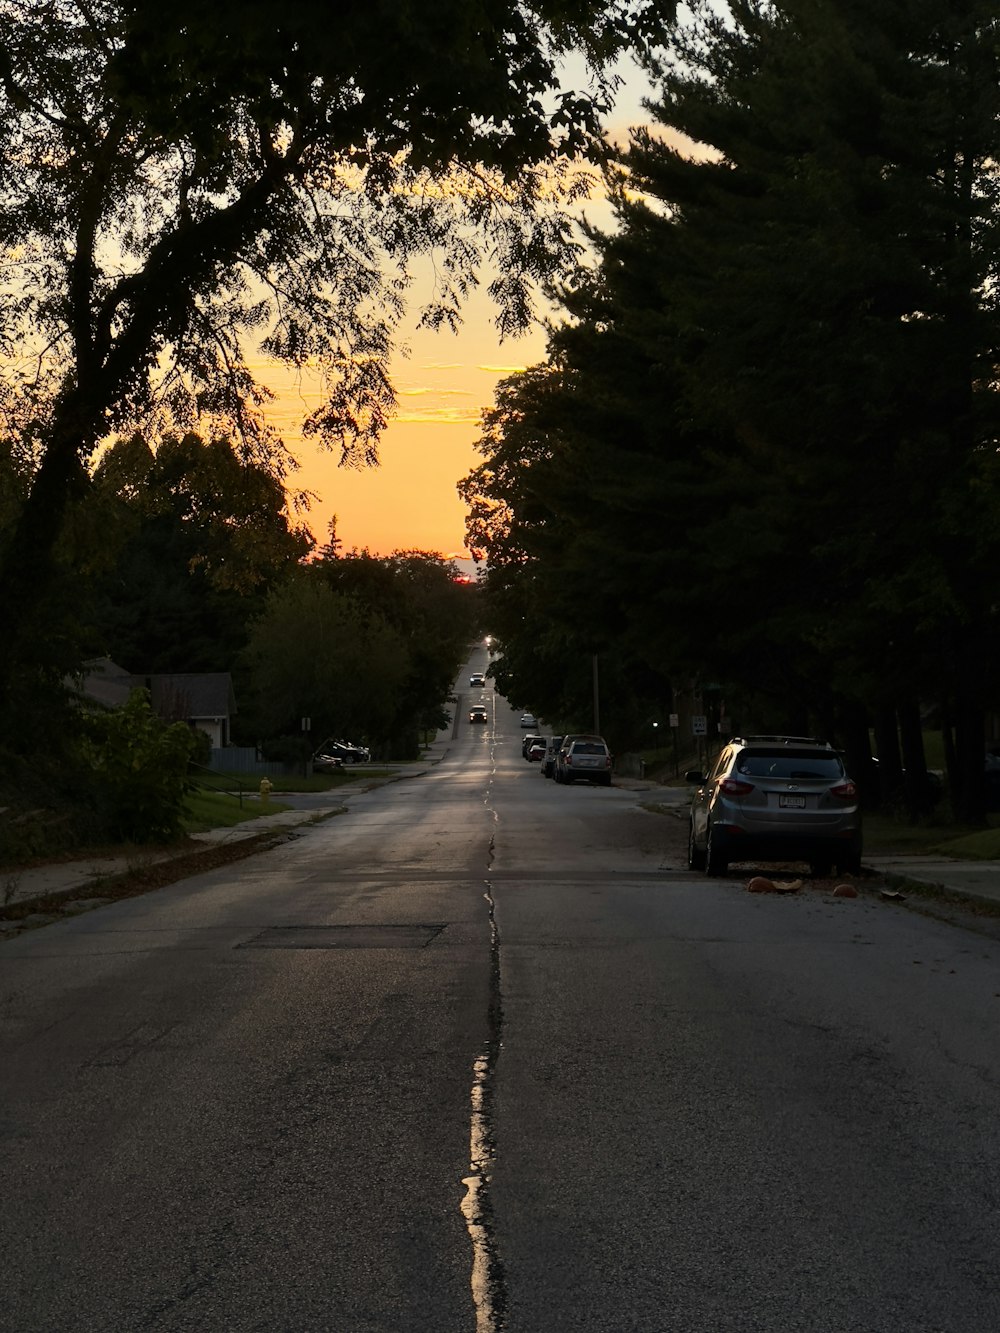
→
(259, 734, 311, 765)
(82, 690, 198, 842)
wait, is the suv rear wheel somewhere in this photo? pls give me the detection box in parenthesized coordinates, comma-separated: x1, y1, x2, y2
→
(688, 821, 706, 872)
(705, 823, 729, 876)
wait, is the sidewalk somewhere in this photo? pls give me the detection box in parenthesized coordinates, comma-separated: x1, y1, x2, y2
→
(863, 854, 1000, 911)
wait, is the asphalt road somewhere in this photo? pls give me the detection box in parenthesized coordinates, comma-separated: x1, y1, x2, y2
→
(3, 647, 1000, 1331)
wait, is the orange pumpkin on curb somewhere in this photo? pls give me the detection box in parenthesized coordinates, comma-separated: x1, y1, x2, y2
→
(747, 876, 776, 893)
(832, 883, 858, 898)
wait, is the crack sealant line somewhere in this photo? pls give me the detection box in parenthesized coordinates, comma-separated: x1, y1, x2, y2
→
(461, 874, 506, 1333)
(461, 743, 506, 1332)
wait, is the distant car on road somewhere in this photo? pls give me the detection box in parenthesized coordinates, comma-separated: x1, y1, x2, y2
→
(469, 704, 488, 724)
(527, 739, 546, 762)
(469, 672, 487, 687)
(522, 733, 544, 759)
(519, 712, 537, 729)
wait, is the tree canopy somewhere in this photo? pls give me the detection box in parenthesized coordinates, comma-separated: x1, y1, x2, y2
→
(0, 0, 676, 714)
(463, 0, 1000, 815)
(87, 431, 313, 671)
(242, 549, 478, 755)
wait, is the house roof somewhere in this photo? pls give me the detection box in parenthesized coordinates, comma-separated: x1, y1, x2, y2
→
(145, 673, 237, 720)
(73, 657, 137, 710)
(73, 662, 237, 719)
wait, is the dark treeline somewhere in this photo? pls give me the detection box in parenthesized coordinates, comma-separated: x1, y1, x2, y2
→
(0, 429, 477, 854)
(1, 0, 672, 852)
(462, 0, 1000, 821)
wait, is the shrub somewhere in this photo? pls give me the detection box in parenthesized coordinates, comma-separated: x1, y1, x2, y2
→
(82, 689, 198, 842)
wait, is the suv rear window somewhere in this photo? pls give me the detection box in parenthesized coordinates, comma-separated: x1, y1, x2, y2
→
(736, 750, 843, 779)
(572, 742, 608, 755)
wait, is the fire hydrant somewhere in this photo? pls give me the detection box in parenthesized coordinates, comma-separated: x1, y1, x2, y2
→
(259, 777, 272, 806)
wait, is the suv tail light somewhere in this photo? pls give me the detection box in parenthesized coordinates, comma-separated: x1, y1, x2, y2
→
(720, 778, 754, 796)
(830, 781, 857, 800)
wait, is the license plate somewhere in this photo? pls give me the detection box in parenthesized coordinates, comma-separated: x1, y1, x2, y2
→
(779, 794, 806, 809)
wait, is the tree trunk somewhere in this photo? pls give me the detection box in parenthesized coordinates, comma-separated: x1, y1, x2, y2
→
(837, 697, 876, 811)
(898, 697, 933, 821)
(951, 691, 986, 825)
(872, 700, 904, 813)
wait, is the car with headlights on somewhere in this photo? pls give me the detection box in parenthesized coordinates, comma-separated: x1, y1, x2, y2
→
(686, 735, 861, 877)
(469, 704, 488, 724)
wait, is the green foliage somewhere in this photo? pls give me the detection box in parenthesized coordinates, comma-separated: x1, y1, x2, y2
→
(0, 0, 676, 706)
(87, 432, 312, 672)
(241, 551, 477, 754)
(464, 0, 1000, 813)
(82, 690, 199, 842)
(244, 573, 409, 746)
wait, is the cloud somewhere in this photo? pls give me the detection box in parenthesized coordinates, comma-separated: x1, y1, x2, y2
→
(477, 364, 527, 374)
(395, 405, 483, 425)
(399, 386, 475, 398)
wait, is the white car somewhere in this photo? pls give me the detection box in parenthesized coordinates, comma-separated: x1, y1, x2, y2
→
(469, 672, 486, 687)
(519, 712, 537, 729)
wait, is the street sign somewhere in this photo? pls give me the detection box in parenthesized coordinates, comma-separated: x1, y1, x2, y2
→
(691, 715, 707, 736)
(669, 713, 679, 728)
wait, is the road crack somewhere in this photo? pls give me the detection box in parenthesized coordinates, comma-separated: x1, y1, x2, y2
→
(461, 737, 506, 1330)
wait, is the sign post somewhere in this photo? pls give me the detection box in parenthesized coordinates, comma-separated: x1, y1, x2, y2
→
(692, 715, 708, 772)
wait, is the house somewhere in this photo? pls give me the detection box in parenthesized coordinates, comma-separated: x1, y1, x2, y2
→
(142, 673, 237, 748)
(74, 660, 237, 748)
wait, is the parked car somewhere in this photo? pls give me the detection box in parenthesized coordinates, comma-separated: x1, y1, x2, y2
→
(313, 738, 370, 767)
(522, 732, 544, 759)
(312, 750, 344, 773)
(527, 739, 546, 762)
(554, 735, 613, 786)
(541, 735, 566, 778)
(686, 734, 862, 877)
(469, 672, 487, 687)
(469, 704, 488, 723)
(519, 712, 537, 729)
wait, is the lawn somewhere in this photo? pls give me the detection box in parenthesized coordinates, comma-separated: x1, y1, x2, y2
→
(838, 811, 1000, 859)
(182, 787, 292, 834)
(199, 769, 368, 795)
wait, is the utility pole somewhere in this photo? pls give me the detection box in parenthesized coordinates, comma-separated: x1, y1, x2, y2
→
(592, 653, 600, 735)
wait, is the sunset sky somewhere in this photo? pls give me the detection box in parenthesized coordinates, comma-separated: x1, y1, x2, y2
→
(260, 62, 657, 572)
(259, 289, 548, 571)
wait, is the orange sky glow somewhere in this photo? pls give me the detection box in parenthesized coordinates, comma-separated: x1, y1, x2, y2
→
(255, 66, 693, 570)
(257, 304, 546, 570)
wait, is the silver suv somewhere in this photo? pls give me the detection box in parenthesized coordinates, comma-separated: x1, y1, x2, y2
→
(686, 736, 861, 876)
(555, 735, 613, 787)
